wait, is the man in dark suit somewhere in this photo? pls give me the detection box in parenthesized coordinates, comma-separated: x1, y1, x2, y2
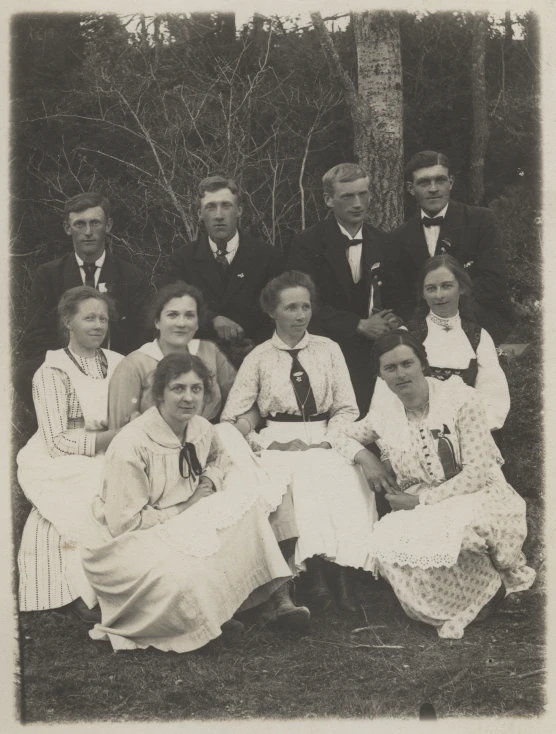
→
(15, 192, 150, 411)
(160, 176, 284, 349)
(391, 150, 516, 342)
(287, 163, 406, 415)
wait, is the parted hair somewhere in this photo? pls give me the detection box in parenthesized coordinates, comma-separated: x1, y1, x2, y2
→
(197, 175, 242, 205)
(371, 329, 430, 376)
(152, 353, 214, 404)
(260, 270, 317, 315)
(405, 150, 451, 182)
(322, 163, 369, 196)
(57, 285, 116, 345)
(415, 254, 476, 321)
(63, 192, 111, 221)
(147, 281, 207, 335)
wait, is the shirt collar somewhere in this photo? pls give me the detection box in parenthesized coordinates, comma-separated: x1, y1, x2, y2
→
(208, 230, 239, 254)
(75, 250, 106, 269)
(336, 221, 363, 240)
(271, 330, 310, 351)
(421, 203, 449, 221)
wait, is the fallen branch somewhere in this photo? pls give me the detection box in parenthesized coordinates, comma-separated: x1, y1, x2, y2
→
(513, 669, 546, 680)
(305, 639, 403, 650)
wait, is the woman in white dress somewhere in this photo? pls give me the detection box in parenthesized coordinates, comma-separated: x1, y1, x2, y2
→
(17, 286, 124, 622)
(221, 270, 379, 614)
(334, 330, 535, 639)
(407, 254, 510, 430)
(82, 353, 305, 653)
(108, 281, 238, 427)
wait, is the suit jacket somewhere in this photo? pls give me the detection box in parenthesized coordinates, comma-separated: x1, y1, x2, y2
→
(390, 200, 516, 333)
(21, 251, 151, 361)
(287, 216, 408, 342)
(160, 231, 284, 343)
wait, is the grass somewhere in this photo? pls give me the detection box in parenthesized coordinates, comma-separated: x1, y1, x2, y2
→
(12, 311, 545, 723)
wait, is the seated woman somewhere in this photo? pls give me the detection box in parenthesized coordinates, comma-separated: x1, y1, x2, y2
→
(82, 354, 306, 653)
(221, 270, 378, 614)
(334, 330, 535, 639)
(108, 282, 238, 428)
(408, 254, 509, 431)
(17, 286, 124, 623)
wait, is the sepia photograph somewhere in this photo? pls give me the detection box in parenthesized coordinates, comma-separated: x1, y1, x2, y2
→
(5, 0, 550, 729)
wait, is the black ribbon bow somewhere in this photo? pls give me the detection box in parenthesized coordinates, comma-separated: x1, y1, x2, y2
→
(343, 236, 364, 249)
(179, 442, 203, 479)
(422, 217, 444, 228)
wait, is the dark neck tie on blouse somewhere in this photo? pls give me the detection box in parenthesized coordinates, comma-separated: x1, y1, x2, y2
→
(179, 441, 203, 480)
(422, 217, 444, 228)
(430, 425, 458, 480)
(83, 263, 97, 289)
(214, 244, 230, 270)
(287, 350, 318, 418)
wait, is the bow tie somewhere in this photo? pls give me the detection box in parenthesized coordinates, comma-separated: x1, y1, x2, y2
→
(343, 237, 364, 249)
(422, 217, 444, 228)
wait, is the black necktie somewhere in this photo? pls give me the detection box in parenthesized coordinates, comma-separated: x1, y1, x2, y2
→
(179, 441, 203, 479)
(83, 263, 97, 288)
(288, 350, 318, 418)
(214, 245, 229, 270)
(422, 217, 444, 228)
(430, 425, 458, 480)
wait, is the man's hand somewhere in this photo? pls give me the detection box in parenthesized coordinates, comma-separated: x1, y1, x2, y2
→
(213, 315, 244, 341)
(356, 310, 395, 341)
(355, 449, 401, 493)
(267, 439, 311, 452)
(385, 492, 420, 511)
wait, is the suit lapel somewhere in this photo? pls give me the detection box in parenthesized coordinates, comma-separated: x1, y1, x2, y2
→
(322, 218, 354, 303)
(361, 224, 383, 292)
(193, 234, 225, 296)
(403, 214, 430, 265)
(224, 234, 257, 300)
(98, 251, 118, 286)
(436, 201, 464, 257)
(62, 253, 86, 290)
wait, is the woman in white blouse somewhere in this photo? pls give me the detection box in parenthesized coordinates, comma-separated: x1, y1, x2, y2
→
(221, 270, 379, 615)
(82, 354, 304, 652)
(408, 254, 510, 431)
(17, 286, 124, 623)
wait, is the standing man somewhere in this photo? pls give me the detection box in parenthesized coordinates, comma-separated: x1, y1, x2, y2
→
(287, 163, 407, 415)
(391, 150, 516, 342)
(15, 192, 151, 411)
(160, 176, 284, 350)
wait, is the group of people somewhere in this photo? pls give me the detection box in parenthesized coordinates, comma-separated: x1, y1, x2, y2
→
(15, 150, 535, 649)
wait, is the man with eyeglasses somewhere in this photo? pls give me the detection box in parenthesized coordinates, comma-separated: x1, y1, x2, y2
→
(15, 192, 150, 413)
(390, 150, 515, 343)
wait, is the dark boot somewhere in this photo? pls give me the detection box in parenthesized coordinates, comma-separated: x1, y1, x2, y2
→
(334, 566, 359, 614)
(272, 582, 310, 631)
(67, 597, 101, 625)
(304, 556, 334, 612)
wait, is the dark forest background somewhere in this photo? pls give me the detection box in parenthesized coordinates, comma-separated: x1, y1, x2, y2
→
(10, 11, 541, 360)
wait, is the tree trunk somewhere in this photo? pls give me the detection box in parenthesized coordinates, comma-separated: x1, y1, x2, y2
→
(311, 11, 404, 230)
(353, 11, 404, 229)
(469, 12, 490, 205)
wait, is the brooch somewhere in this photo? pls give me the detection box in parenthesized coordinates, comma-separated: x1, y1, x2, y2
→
(463, 260, 474, 268)
(438, 239, 452, 254)
(237, 273, 245, 278)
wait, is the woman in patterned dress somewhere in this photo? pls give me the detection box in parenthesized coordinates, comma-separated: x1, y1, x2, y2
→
(334, 330, 535, 639)
(221, 270, 380, 614)
(17, 286, 124, 622)
(82, 353, 301, 652)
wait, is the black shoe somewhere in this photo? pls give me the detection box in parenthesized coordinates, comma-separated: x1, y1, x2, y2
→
(304, 556, 334, 612)
(68, 598, 101, 625)
(335, 567, 359, 614)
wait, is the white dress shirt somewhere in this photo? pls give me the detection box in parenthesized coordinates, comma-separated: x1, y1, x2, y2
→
(75, 250, 106, 288)
(337, 222, 363, 284)
(421, 204, 449, 257)
(209, 231, 240, 265)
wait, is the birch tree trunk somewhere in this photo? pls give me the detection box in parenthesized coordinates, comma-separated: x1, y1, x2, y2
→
(469, 12, 490, 205)
(311, 11, 404, 229)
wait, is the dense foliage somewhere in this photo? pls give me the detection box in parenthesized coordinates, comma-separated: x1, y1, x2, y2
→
(10, 11, 541, 353)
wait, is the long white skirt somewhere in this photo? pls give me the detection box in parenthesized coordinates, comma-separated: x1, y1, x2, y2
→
(257, 420, 378, 573)
(17, 433, 102, 611)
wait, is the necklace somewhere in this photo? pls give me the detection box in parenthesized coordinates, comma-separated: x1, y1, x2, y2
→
(404, 400, 429, 422)
(430, 311, 459, 332)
